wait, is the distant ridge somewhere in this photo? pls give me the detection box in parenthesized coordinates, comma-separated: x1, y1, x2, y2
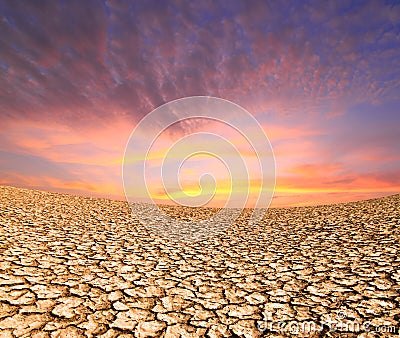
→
(0, 184, 399, 210)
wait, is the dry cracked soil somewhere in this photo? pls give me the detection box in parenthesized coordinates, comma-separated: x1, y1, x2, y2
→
(0, 185, 399, 337)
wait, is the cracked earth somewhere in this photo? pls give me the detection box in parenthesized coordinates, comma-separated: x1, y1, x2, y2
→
(0, 185, 399, 337)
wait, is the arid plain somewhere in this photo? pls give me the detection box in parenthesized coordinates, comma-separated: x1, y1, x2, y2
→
(0, 185, 399, 337)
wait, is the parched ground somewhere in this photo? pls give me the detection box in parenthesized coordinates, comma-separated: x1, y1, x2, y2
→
(0, 185, 399, 337)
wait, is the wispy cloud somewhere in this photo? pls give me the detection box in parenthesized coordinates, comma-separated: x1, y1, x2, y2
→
(0, 0, 399, 206)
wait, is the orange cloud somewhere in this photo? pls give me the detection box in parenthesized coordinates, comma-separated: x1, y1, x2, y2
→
(1, 115, 132, 166)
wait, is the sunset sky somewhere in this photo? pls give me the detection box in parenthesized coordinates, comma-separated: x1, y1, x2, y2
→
(1, 0, 399, 207)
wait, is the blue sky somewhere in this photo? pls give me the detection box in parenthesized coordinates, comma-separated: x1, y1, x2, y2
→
(0, 0, 399, 206)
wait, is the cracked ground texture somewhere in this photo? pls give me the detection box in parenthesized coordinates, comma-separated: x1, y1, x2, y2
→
(0, 185, 399, 337)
